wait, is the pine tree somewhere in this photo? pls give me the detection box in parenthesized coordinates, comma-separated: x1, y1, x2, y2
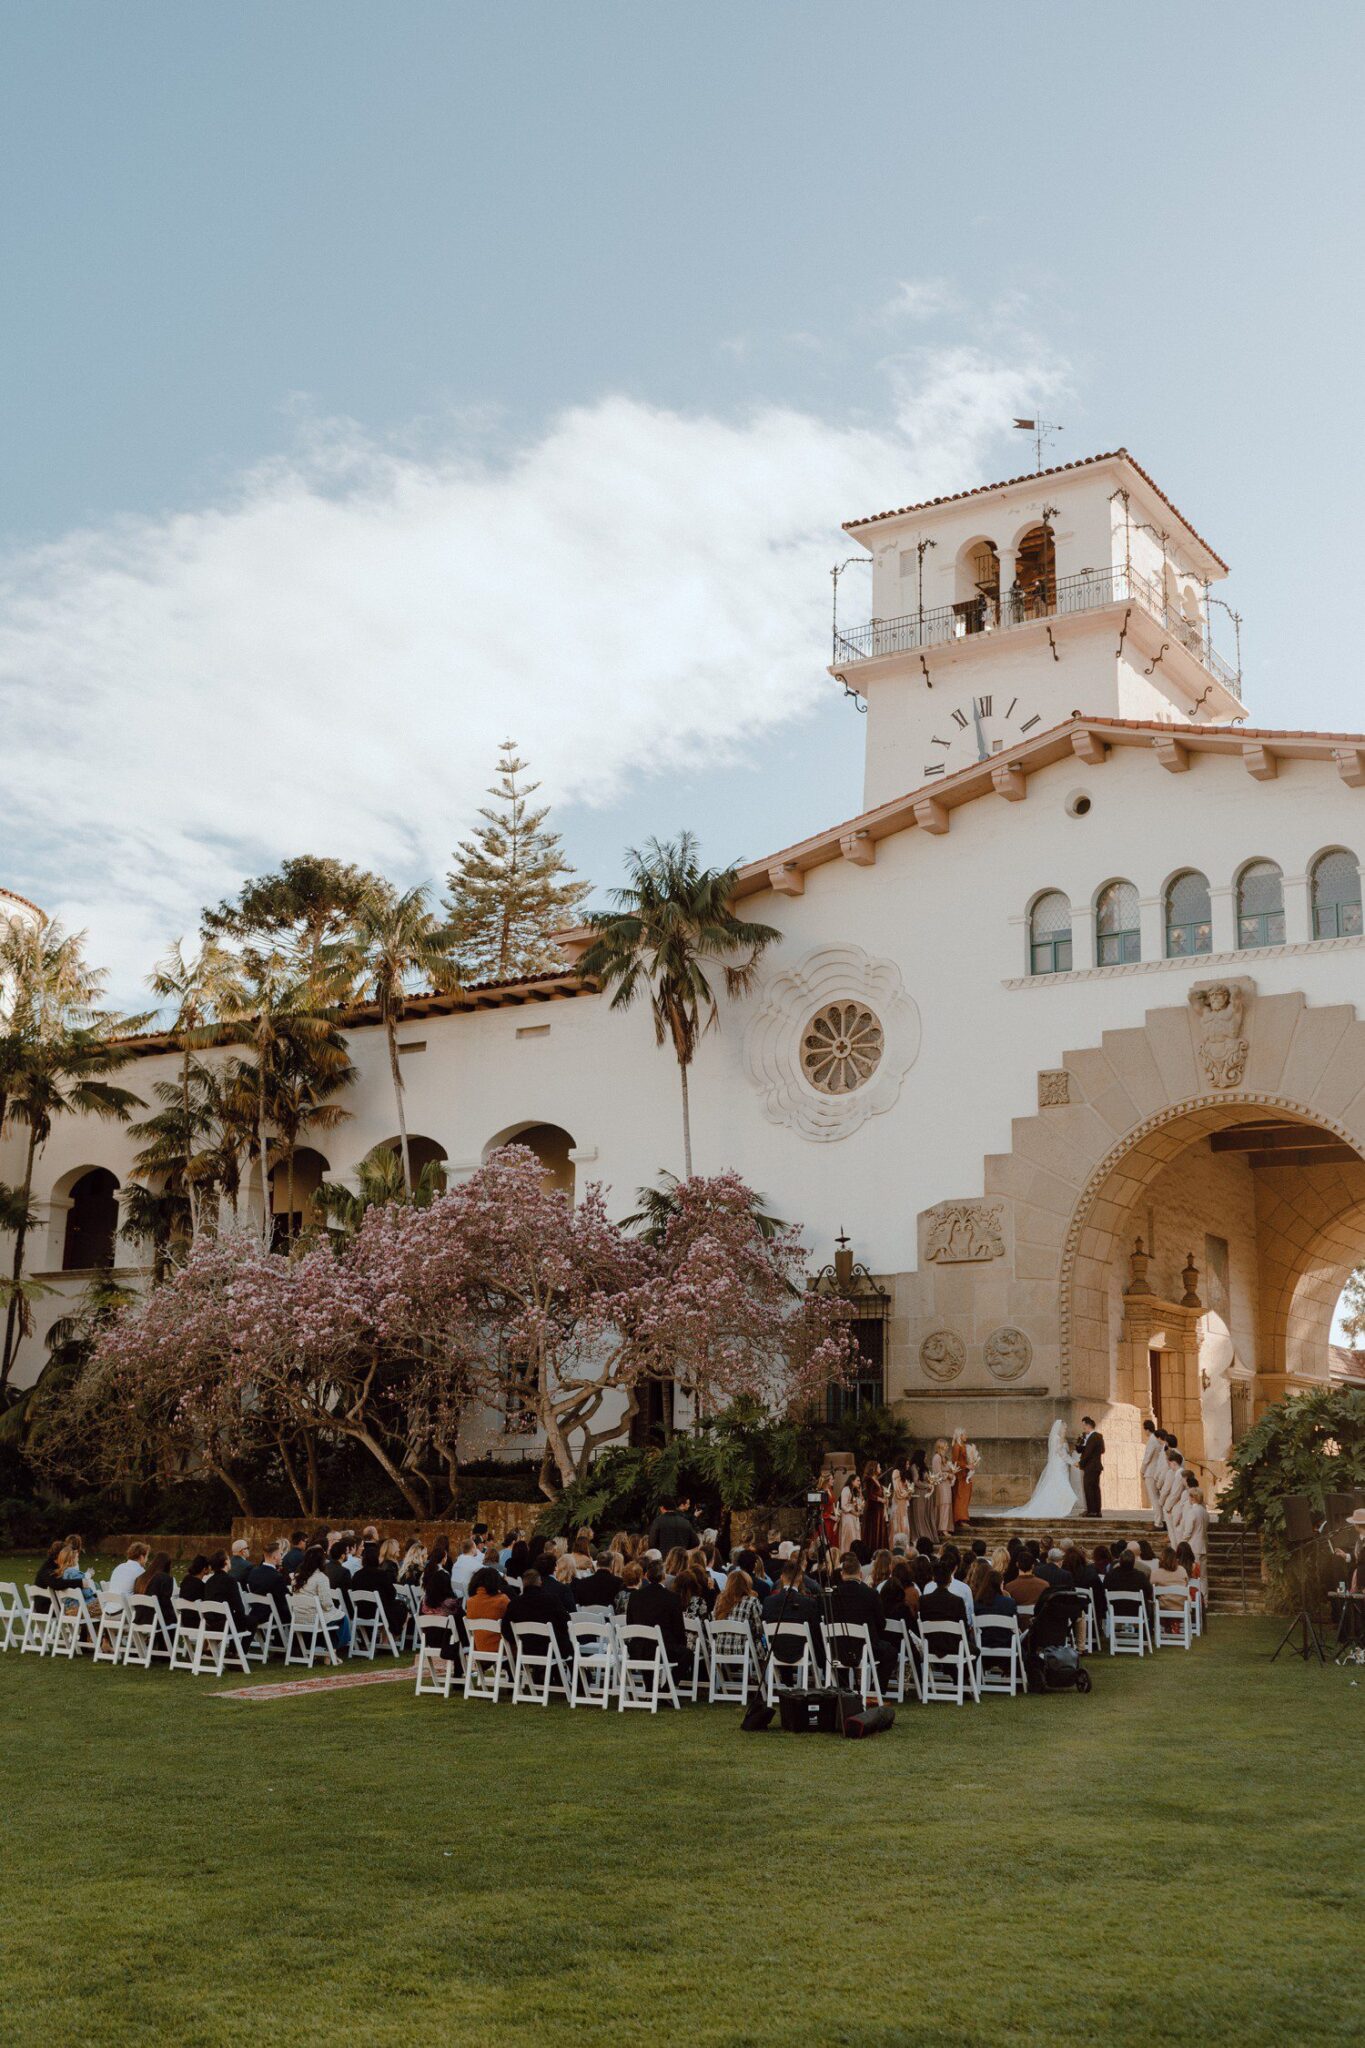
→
(445, 741, 591, 982)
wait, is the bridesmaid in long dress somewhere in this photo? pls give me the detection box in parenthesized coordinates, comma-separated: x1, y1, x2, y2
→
(862, 1461, 888, 1554)
(950, 1428, 973, 1530)
(888, 1460, 912, 1549)
(930, 1438, 954, 1541)
(818, 1467, 838, 1554)
(910, 1448, 938, 1545)
(837, 1473, 864, 1554)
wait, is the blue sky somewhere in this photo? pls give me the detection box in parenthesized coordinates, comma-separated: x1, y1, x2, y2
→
(1, 3, 1362, 994)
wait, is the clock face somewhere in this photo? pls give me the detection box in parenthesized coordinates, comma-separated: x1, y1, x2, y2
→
(921, 693, 1042, 779)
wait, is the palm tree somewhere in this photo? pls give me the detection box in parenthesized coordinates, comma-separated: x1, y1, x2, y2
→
(578, 833, 780, 1177)
(217, 948, 340, 1243)
(0, 920, 143, 1387)
(266, 1028, 356, 1240)
(339, 885, 460, 1194)
(314, 1142, 446, 1238)
(147, 938, 241, 1239)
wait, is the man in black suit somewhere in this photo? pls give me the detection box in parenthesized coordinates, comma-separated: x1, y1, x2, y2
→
(761, 1563, 825, 1672)
(918, 1555, 976, 1656)
(500, 1569, 573, 1661)
(1106, 1548, 1154, 1623)
(1076, 1416, 1105, 1516)
(624, 1559, 688, 1673)
(281, 1531, 308, 1577)
(576, 1555, 624, 1610)
(829, 1555, 895, 1688)
(647, 1498, 700, 1554)
(245, 1538, 292, 1628)
(200, 1550, 259, 1643)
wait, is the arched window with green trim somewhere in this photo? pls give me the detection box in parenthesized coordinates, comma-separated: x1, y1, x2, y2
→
(1310, 848, 1362, 939)
(1165, 870, 1212, 957)
(1095, 880, 1140, 965)
(1029, 891, 1072, 975)
(1237, 860, 1284, 948)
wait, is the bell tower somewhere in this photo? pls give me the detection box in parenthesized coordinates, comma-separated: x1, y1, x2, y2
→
(831, 449, 1245, 811)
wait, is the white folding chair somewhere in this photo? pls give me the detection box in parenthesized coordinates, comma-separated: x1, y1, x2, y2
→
(123, 1595, 176, 1667)
(284, 1595, 341, 1668)
(349, 1591, 402, 1661)
(50, 1589, 100, 1659)
(706, 1620, 758, 1704)
(187, 1601, 252, 1677)
(20, 1586, 57, 1656)
(617, 1622, 681, 1712)
(1070, 1587, 1097, 1655)
(823, 1621, 884, 1706)
(568, 1616, 616, 1708)
(1189, 1580, 1205, 1636)
(918, 1619, 981, 1704)
(93, 1594, 130, 1665)
(509, 1620, 571, 1705)
(1107, 1590, 1152, 1656)
(1155, 1590, 1193, 1649)
(414, 1615, 459, 1698)
(244, 1597, 286, 1664)
(763, 1621, 820, 1704)
(883, 1619, 925, 1703)
(169, 1598, 203, 1670)
(0, 1580, 26, 1651)
(681, 1614, 713, 1701)
(462, 1623, 508, 1702)
(976, 1614, 1026, 1696)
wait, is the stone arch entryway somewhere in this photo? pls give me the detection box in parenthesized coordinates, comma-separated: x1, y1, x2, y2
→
(905, 979, 1365, 1508)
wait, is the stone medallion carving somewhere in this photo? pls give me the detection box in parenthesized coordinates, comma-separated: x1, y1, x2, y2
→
(984, 1326, 1033, 1381)
(924, 1199, 1005, 1264)
(1189, 979, 1252, 1088)
(1038, 1069, 1071, 1108)
(743, 943, 920, 1141)
(919, 1329, 965, 1382)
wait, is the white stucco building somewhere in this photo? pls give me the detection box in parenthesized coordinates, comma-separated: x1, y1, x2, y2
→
(7, 448, 1365, 1507)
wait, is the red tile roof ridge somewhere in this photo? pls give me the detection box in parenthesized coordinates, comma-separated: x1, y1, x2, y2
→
(842, 448, 1229, 574)
(0, 884, 44, 915)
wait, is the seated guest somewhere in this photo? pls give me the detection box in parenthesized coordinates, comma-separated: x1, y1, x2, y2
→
(762, 1562, 825, 1667)
(1034, 1544, 1067, 1588)
(829, 1552, 896, 1687)
(282, 1531, 308, 1575)
(200, 1550, 258, 1638)
(911, 1556, 934, 1598)
(350, 1540, 406, 1637)
(1174, 1539, 1200, 1590)
(1106, 1545, 1155, 1622)
(292, 1545, 349, 1650)
(878, 1560, 918, 1633)
(1134, 1539, 1158, 1576)
(673, 1565, 714, 1622)
(1149, 1545, 1190, 1609)
(503, 1539, 533, 1584)
(1003, 1549, 1050, 1610)
(464, 1565, 510, 1656)
(398, 1539, 427, 1586)
(624, 1559, 688, 1671)
(246, 1538, 292, 1627)
(33, 1541, 63, 1591)
(420, 1539, 456, 1615)
(974, 1567, 1017, 1618)
(324, 1538, 356, 1615)
(938, 1545, 978, 1629)
(56, 1542, 96, 1605)
(134, 1551, 177, 1627)
(919, 1554, 977, 1656)
(714, 1567, 764, 1650)
(577, 1553, 625, 1611)
(228, 1539, 253, 1584)
(869, 1547, 893, 1589)
(376, 1538, 402, 1582)
(732, 1548, 773, 1599)
(502, 1568, 573, 1661)
(662, 1544, 691, 1587)
(546, 1554, 580, 1614)
(614, 1560, 643, 1615)
(179, 1554, 211, 1604)
(964, 1556, 994, 1606)
(1067, 1545, 1108, 1628)
(498, 1527, 525, 1568)
(449, 1540, 481, 1602)
(105, 1542, 150, 1604)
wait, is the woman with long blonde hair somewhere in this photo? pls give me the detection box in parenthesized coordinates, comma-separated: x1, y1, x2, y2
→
(930, 1438, 954, 1540)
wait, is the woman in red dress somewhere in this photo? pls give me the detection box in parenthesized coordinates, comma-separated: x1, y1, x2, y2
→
(817, 1467, 838, 1554)
(861, 1460, 888, 1555)
(950, 1428, 974, 1530)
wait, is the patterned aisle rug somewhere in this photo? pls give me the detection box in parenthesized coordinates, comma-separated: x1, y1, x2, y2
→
(212, 1666, 413, 1703)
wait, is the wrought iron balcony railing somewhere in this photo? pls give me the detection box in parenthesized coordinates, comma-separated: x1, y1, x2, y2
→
(832, 564, 1241, 696)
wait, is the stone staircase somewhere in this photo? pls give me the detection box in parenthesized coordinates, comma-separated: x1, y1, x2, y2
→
(960, 1515, 1266, 1614)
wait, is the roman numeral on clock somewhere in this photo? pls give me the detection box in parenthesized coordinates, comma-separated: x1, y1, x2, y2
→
(922, 763, 946, 776)
(1020, 713, 1041, 731)
(951, 708, 969, 728)
(975, 695, 992, 717)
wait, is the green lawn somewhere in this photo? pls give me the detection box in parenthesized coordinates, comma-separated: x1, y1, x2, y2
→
(0, 1596, 1361, 2048)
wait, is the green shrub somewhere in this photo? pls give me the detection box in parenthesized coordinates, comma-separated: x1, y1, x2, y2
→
(1220, 1387, 1365, 1560)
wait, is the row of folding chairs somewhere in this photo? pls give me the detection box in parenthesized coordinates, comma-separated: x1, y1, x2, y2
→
(3, 1582, 416, 1676)
(1106, 1584, 1202, 1655)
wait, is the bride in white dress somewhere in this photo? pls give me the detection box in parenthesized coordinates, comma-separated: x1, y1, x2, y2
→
(977, 1419, 1084, 1519)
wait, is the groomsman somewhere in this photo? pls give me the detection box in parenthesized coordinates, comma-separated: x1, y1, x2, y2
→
(1140, 1421, 1166, 1529)
(1161, 1447, 1186, 1538)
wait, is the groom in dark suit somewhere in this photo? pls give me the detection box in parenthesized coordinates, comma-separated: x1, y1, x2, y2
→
(1076, 1417, 1105, 1515)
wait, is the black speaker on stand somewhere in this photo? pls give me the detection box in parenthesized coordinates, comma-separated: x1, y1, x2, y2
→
(1270, 1494, 1327, 1665)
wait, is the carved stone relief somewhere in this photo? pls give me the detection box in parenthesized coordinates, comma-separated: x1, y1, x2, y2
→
(1188, 979, 1252, 1089)
(919, 1330, 965, 1382)
(1038, 1069, 1071, 1108)
(984, 1326, 1033, 1381)
(924, 1199, 1005, 1264)
(743, 943, 921, 1141)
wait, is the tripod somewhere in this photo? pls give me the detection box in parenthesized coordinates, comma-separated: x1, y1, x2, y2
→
(739, 1490, 858, 1732)
(1270, 1536, 1327, 1665)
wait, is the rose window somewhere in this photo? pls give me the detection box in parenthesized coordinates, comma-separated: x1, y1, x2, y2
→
(800, 1001, 884, 1095)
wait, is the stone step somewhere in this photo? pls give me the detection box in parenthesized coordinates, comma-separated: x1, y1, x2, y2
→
(962, 1517, 1267, 1613)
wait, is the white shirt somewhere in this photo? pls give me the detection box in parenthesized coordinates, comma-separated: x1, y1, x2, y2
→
(106, 1559, 144, 1601)
(948, 1575, 977, 1629)
(450, 1552, 481, 1600)
(342, 1554, 363, 1577)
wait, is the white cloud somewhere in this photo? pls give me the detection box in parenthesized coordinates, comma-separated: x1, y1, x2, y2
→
(880, 278, 961, 324)
(0, 342, 1065, 1001)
